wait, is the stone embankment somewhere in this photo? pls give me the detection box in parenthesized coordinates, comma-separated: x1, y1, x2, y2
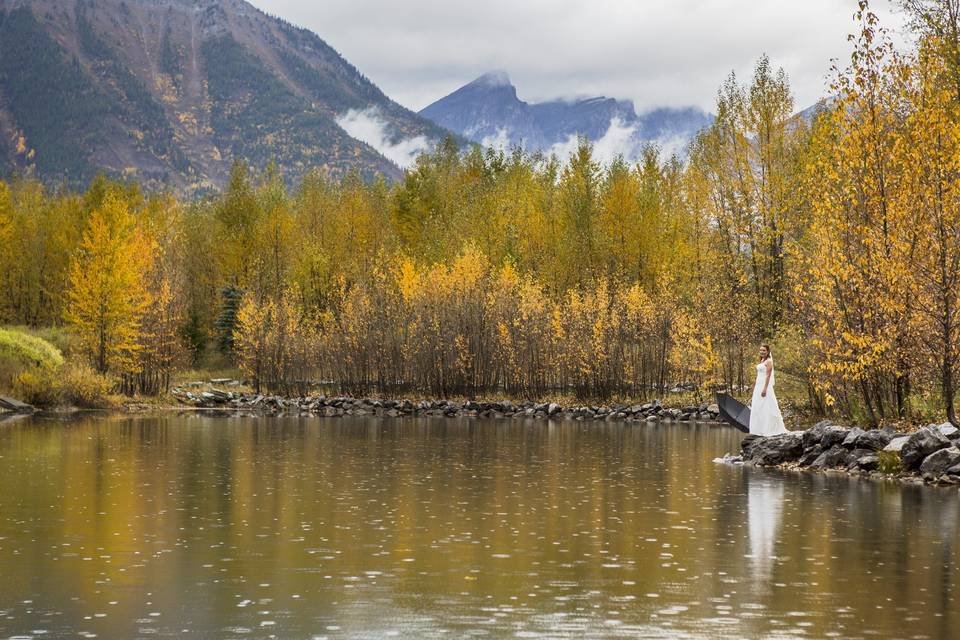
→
(729, 420, 960, 486)
(170, 387, 723, 422)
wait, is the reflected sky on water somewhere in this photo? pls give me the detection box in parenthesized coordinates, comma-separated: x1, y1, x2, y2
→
(0, 414, 956, 639)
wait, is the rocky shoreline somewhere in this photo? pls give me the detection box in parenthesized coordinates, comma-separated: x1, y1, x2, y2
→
(170, 387, 724, 422)
(727, 421, 960, 487)
(169, 387, 960, 488)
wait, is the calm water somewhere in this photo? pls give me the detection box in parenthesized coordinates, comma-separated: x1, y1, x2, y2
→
(0, 414, 957, 639)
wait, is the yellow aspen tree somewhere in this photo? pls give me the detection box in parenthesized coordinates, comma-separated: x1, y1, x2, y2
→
(65, 193, 153, 375)
(798, 3, 916, 422)
(899, 38, 960, 425)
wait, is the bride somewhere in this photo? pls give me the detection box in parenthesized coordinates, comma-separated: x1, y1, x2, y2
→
(749, 344, 787, 436)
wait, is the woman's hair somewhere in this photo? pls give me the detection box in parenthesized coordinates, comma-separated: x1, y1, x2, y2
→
(760, 343, 772, 360)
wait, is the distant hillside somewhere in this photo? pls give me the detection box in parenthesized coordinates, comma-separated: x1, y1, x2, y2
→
(0, 0, 452, 192)
(420, 71, 714, 159)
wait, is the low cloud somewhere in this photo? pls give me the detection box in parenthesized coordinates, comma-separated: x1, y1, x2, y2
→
(478, 118, 690, 166)
(548, 117, 640, 165)
(336, 107, 431, 169)
(478, 128, 513, 152)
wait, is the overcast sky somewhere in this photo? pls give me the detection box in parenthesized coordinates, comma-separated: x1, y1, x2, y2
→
(248, 0, 908, 114)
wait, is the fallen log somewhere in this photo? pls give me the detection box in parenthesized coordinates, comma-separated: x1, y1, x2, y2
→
(0, 395, 35, 414)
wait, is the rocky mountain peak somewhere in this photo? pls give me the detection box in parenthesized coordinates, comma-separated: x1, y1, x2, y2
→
(420, 71, 713, 158)
(471, 69, 513, 88)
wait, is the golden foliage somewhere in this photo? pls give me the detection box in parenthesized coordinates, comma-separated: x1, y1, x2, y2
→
(64, 192, 153, 374)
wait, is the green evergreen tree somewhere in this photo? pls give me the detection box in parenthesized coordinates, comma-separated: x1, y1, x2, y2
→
(215, 284, 244, 356)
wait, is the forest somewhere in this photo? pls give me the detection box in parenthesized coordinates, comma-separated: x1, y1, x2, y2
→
(2, 1, 960, 426)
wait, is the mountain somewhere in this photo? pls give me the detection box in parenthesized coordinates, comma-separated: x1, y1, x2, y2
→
(0, 0, 451, 192)
(420, 71, 714, 159)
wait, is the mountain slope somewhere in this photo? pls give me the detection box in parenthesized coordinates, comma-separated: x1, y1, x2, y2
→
(420, 71, 714, 158)
(0, 0, 451, 191)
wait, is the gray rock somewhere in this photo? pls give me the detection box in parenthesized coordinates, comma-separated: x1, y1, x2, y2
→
(919, 447, 960, 479)
(798, 445, 824, 467)
(854, 429, 893, 451)
(742, 433, 804, 466)
(714, 454, 743, 464)
(821, 426, 851, 449)
(810, 445, 851, 469)
(707, 403, 720, 414)
(938, 422, 960, 439)
(547, 402, 561, 416)
(200, 390, 229, 404)
(740, 434, 762, 454)
(856, 454, 880, 471)
(802, 420, 835, 449)
(845, 448, 875, 470)
(883, 435, 911, 453)
(842, 427, 866, 448)
(901, 426, 952, 470)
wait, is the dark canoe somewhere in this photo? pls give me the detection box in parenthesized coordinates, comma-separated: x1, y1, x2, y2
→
(715, 393, 750, 433)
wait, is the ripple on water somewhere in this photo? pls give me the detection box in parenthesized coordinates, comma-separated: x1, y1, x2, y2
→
(0, 415, 957, 639)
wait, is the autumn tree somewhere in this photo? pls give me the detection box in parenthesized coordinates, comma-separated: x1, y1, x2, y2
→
(798, 4, 917, 422)
(899, 38, 960, 425)
(65, 193, 152, 375)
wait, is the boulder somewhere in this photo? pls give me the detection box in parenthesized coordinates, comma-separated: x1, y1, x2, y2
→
(853, 429, 893, 451)
(802, 420, 835, 448)
(919, 446, 960, 479)
(901, 426, 952, 470)
(707, 403, 720, 414)
(810, 445, 851, 469)
(842, 427, 866, 448)
(742, 433, 804, 466)
(845, 448, 875, 470)
(883, 435, 911, 453)
(821, 426, 851, 449)
(798, 445, 824, 467)
(937, 422, 960, 439)
(856, 454, 880, 472)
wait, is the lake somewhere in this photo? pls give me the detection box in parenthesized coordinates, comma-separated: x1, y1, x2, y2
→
(0, 414, 956, 639)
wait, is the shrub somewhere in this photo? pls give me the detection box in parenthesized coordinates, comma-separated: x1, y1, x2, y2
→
(877, 450, 903, 475)
(59, 361, 115, 408)
(14, 360, 115, 408)
(13, 369, 61, 406)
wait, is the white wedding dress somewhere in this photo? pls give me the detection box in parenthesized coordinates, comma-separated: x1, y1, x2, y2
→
(749, 358, 787, 436)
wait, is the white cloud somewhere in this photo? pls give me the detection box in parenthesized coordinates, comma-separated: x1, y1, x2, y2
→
(652, 134, 691, 160)
(591, 117, 638, 165)
(547, 117, 639, 165)
(479, 128, 513, 152)
(251, 0, 909, 113)
(336, 107, 431, 169)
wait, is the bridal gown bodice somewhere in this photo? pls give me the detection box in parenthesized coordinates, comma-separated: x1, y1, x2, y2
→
(749, 359, 787, 436)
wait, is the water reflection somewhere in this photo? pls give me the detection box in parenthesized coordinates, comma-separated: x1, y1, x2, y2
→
(746, 474, 785, 586)
(0, 414, 956, 639)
